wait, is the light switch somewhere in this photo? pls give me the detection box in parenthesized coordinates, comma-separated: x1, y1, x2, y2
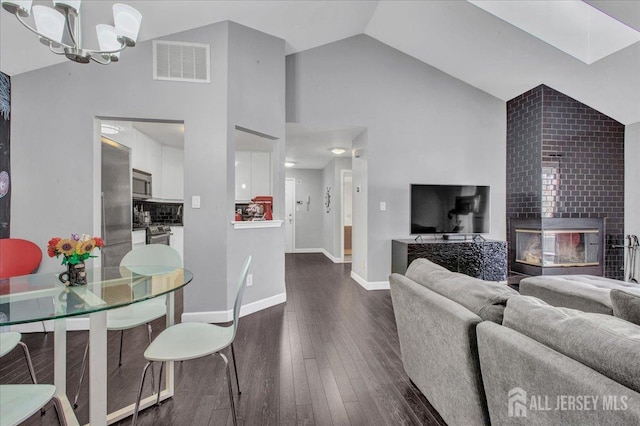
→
(380, 202, 386, 211)
(192, 195, 201, 209)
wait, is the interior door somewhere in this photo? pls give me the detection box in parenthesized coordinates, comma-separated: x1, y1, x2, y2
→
(285, 178, 295, 253)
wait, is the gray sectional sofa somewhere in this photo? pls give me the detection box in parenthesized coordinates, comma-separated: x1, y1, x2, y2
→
(389, 259, 640, 426)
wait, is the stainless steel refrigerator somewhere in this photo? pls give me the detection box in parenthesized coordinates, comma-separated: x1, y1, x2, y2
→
(101, 138, 132, 268)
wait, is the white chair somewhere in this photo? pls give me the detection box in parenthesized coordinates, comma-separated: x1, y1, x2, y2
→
(73, 245, 182, 408)
(0, 332, 38, 385)
(131, 256, 251, 426)
(0, 384, 74, 426)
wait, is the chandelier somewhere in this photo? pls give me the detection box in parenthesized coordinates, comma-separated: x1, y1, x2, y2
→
(1, 0, 142, 64)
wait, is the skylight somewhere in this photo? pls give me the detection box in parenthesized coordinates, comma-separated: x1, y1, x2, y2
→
(468, 0, 640, 64)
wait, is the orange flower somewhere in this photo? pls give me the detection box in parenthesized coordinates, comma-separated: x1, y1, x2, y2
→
(76, 239, 96, 256)
(56, 239, 77, 256)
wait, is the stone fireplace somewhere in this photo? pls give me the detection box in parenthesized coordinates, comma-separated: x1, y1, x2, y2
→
(506, 85, 624, 279)
(510, 218, 604, 276)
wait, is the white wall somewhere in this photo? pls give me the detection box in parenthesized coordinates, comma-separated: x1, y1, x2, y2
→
(625, 122, 640, 279)
(321, 157, 352, 259)
(285, 168, 323, 249)
(11, 21, 285, 316)
(343, 174, 352, 226)
(287, 35, 506, 282)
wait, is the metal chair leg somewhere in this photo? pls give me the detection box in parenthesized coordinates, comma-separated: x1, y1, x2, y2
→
(118, 330, 124, 367)
(230, 342, 241, 395)
(73, 340, 90, 408)
(52, 395, 70, 426)
(19, 341, 46, 415)
(147, 324, 156, 391)
(18, 341, 37, 384)
(217, 352, 238, 426)
(132, 361, 153, 426)
(156, 362, 164, 406)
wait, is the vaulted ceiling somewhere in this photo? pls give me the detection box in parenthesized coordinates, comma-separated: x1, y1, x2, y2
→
(1, 1, 639, 124)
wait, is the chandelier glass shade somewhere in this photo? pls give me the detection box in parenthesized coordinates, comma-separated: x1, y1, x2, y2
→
(1, 0, 142, 64)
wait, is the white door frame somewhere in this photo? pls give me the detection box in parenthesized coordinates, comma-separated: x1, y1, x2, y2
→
(340, 169, 352, 263)
(285, 177, 296, 253)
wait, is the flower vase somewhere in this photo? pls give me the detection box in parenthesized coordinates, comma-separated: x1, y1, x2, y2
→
(59, 262, 87, 286)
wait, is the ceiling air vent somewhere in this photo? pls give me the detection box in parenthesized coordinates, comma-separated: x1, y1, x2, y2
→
(153, 40, 210, 83)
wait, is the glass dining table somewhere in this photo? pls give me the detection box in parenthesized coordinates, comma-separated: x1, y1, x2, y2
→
(0, 265, 193, 426)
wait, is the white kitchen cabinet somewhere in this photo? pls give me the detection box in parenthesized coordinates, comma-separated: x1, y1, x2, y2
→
(162, 146, 184, 200)
(132, 230, 146, 248)
(170, 226, 184, 265)
(147, 137, 163, 198)
(130, 129, 145, 171)
(251, 151, 271, 197)
(235, 151, 271, 202)
(235, 151, 252, 202)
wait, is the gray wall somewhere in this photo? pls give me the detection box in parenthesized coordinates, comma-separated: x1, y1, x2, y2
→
(285, 168, 323, 249)
(351, 130, 368, 277)
(626, 122, 640, 279)
(287, 35, 506, 282)
(226, 22, 286, 308)
(11, 21, 285, 314)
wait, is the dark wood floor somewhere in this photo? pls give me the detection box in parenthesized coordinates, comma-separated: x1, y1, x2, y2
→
(1, 253, 446, 425)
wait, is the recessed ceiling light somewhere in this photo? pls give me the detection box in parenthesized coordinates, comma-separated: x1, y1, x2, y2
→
(330, 147, 346, 155)
(101, 123, 121, 135)
(285, 161, 296, 168)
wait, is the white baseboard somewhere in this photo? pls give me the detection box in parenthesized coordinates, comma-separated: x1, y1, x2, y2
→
(181, 291, 287, 323)
(293, 248, 351, 264)
(350, 271, 390, 291)
(294, 248, 323, 254)
(321, 249, 342, 263)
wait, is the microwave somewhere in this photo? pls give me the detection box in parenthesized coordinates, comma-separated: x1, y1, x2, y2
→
(132, 168, 152, 199)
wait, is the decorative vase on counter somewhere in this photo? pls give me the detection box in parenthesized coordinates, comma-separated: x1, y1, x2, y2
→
(58, 262, 87, 286)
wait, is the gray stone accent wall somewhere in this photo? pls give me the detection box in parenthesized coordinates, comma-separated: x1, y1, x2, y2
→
(507, 84, 625, 279)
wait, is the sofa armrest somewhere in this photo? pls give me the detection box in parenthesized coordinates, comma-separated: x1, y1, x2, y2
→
(477, 321, 640, 425)
(389, 273, 489, 426)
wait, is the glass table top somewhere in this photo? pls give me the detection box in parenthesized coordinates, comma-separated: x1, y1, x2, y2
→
(0, 266, 193, 326)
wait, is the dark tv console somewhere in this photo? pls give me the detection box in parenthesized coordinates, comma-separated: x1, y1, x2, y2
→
(392, 238, 507, 281)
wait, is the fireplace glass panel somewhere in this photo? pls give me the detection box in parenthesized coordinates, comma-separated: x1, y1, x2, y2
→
(516, 229, 600, 267)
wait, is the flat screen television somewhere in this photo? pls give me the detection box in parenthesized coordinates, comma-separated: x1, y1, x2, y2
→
(410, 184, 490, 235)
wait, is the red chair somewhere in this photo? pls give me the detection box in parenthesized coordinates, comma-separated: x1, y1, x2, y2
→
(0, 238, 46, 374)
(0, 238, 43, 279)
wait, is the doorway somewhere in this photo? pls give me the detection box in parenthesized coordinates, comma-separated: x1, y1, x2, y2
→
(285, 178, 295, 253)
(341, 170, 353, 262)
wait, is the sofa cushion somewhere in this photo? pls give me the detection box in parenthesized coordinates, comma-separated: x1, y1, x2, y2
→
(405, 258, 518, 323)
(520, 275, 640, 315)
(503, 296, 640, 393)
(611, 289, 640, 326)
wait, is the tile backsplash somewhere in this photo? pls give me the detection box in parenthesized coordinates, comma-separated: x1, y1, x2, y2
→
(133, 200, 183, 226)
